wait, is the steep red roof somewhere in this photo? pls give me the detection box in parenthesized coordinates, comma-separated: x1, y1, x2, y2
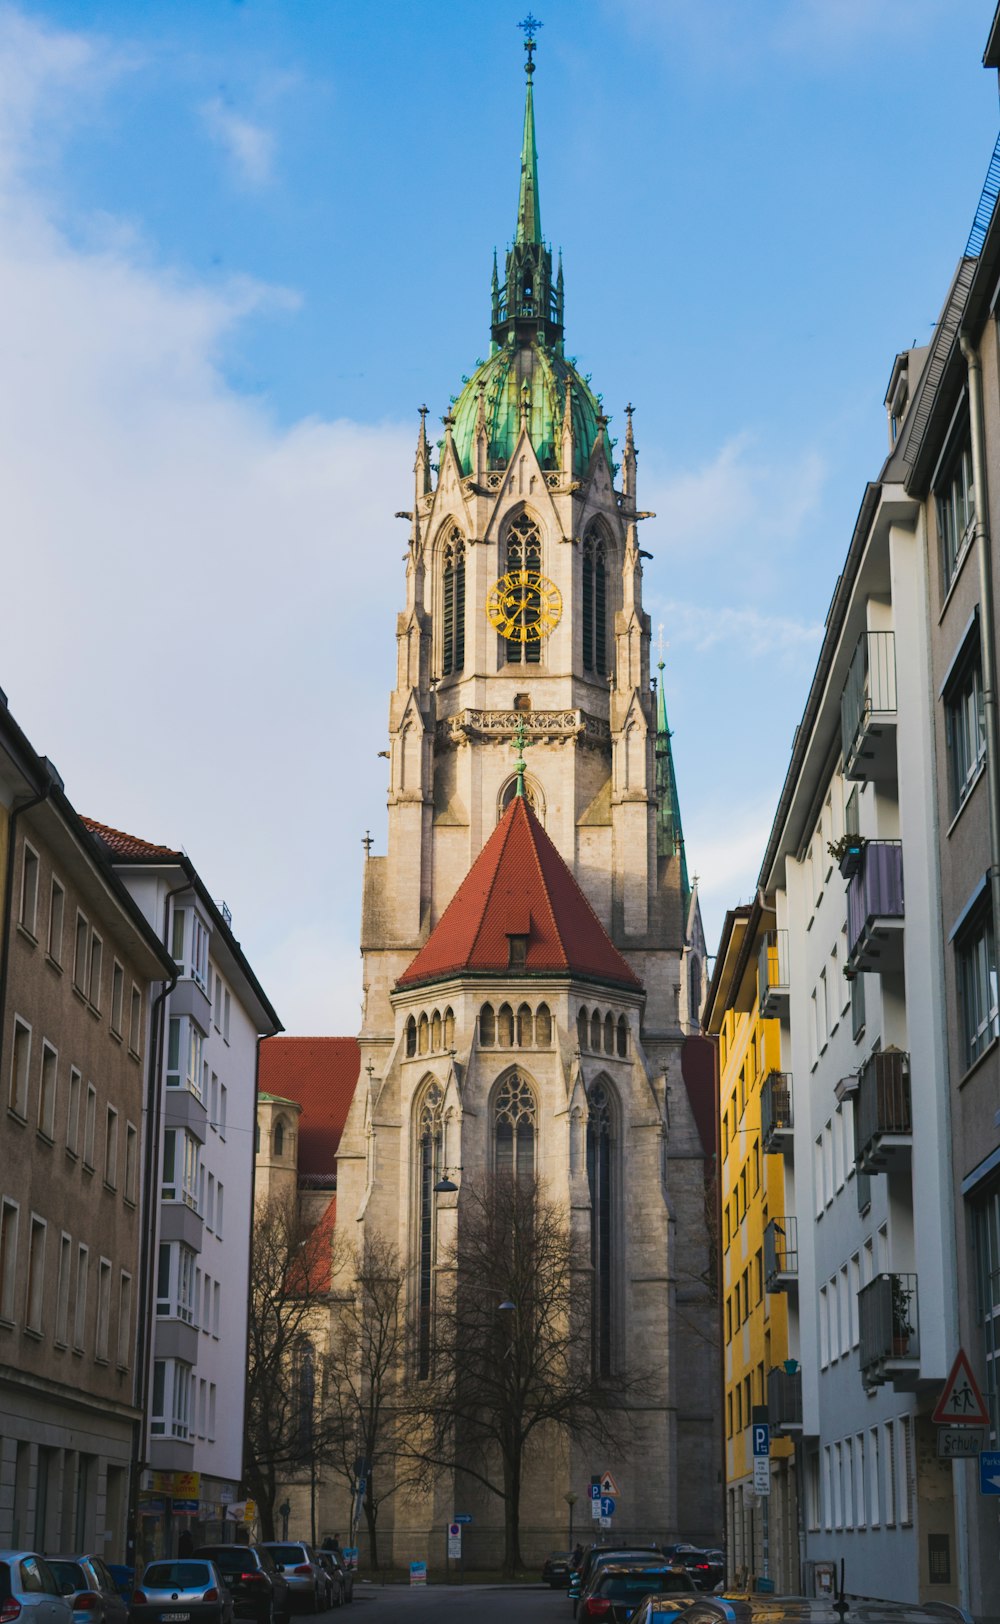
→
(81, 817, 181, 860)
(259, 1036, 360, 1176)
(397, 794, 641, 992)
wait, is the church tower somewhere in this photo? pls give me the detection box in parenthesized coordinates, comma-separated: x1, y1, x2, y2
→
(336, 22, 719, 1563)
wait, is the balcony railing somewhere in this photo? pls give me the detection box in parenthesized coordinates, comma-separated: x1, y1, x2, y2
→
(761, 1071, 794, 1154)
(767, 1365, 803, 1433)
(859, 1272, 920, 1388)
(764, 1216, 798, 1292)
(841, 629, 897, 782)
(856, 1049, 912, 1174)
(758, 930, 790, 1019)
(846, 840, 904, 974)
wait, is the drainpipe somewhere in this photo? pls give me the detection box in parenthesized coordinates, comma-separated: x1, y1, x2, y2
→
(961, 334, 1000, 951)
(0, 771, 56, 1085)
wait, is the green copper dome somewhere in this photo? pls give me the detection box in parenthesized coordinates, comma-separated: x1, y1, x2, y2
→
(452, 341, 603, 478)
(449, 30, 608, 481)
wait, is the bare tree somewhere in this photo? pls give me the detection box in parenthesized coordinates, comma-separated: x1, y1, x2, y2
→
(415, 1173, 631, 1575)
(325, 1235, 426, 1568)
(244, 1192, 337, 1540)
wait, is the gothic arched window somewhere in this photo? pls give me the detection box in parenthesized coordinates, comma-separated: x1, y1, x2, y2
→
(416, 1082, 444, 1378)
(273, 1118, 285, 1157)
(494, 1073, 536, 1181)
(443, 1007, 455, 1049)
(418, 1014, 429, 1055)
(604, 1013, 615, 1055)
(503, 511, 543, 666)
(536, 1003, 552, 1046)
(480, 1003, 496, 1047)
(441, 525, 466, 677)
(590, 1010, 602, 1051)
(498, 1003, 514, 1048)
(517, 1003, 533, 1047)
(431, 1010, 442, 1050)
(587, 1082, 617, 1378)
(405, 1016, 417, 1058)
(294, 1338, 315, 1453)
(577, 1009, 589, 1050)
(616, 1015, 628, 1058)
(582, 524, 609, 677)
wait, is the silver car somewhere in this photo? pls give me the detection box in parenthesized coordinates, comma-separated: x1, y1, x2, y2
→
(129, 1561, 234, 1624)
(0, 1553, 74, 1624)
(47, 1558, 128, 1624)
(256, 1550, 326, 1615)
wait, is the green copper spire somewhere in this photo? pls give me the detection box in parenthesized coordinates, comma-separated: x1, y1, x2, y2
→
(655, 637, 691, 912)
(517, 21, 542, 245)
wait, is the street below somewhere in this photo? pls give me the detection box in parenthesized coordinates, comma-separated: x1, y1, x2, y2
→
(342, 1582, 568, 1619)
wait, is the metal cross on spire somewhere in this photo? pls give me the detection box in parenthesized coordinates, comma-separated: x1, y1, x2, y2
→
(518, 12, 544, 61)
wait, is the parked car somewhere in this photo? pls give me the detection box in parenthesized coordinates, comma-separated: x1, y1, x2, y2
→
(257, 1548, 326, 1615)
(542, 1551, 575, 1588)
(128, 1560, 233, 1624)
(102, 1576, 133, 1610)
(314, 1554, 351, 1608)
(570, 1549, 663, 1614)
(192, 1549, 289, 1624)
(577, 1564, 694, 1622)
(47, 1558, 128, 1624)
(0, 1554, 74, 1624)
(628, 1601, 744, 1624)
(666, 1551, 722, 1594)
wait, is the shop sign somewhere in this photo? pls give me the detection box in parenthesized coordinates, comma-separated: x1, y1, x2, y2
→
(172, 1473, 201, 1498)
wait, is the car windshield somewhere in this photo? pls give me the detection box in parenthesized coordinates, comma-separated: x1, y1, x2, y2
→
(48, 1564, 87, 1592)
(143, 1564, 213, 1589)
(600, 1573, 691, 1598)
(264, 1548, 307, 1565)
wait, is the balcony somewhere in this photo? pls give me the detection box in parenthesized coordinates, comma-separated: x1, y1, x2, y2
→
(758, 930, 790, 1019)
(764, 1216, 798, 1293)
(841, 630, 897, 782)
(859, 1272, 920, 1390)
(767, 1365, 803, 1435)
(846, 840, 904, 975)
(856, 1049, 912, 1174)
(761, 1071, 794, 1155)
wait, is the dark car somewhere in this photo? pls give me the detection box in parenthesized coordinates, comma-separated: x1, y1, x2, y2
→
(129, 1560, 233, 1624)
(104, 1574, 133, 1609)
(47, 1558, 128, 1624)
(668, 1551, 721, 1594)
(578, 1565, 694, 1622)
(313, 1557, 345, 1610)
(570, 1549, 663, 1614)
(542, 1552, 575, 1589)
(193, 1550, 289, 1624)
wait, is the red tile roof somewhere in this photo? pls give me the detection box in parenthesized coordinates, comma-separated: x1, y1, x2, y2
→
(81, 817, 181, 860)
(289, 1196, 337, 1294)
(259, 1036, 361, 1176)
(397, 794, 641, 992)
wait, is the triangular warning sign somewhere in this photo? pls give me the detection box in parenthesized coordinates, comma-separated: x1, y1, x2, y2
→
(932, 1349, 990, 1425)
(600, 1472, 619, 1497)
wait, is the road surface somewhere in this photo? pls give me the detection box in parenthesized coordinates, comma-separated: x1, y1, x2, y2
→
(345, 1582, 567, 1619)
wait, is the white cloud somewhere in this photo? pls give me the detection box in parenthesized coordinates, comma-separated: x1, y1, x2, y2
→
(684, 800, 778, 959)
(645, 432, 827, 557)
(201, 95, 275, 188)
(0, 7, 411, 1032)
(655, 599, 823, 660)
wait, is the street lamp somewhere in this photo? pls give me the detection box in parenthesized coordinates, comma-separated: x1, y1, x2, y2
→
(564, 1491, 578, 1547)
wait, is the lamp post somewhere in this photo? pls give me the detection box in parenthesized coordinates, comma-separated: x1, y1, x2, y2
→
(564, 1491, 578, 1548)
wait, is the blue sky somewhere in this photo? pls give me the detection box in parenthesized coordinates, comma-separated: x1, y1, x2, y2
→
(2, 0, 998, 1030)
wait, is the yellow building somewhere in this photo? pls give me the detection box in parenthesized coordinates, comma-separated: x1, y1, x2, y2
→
(704, 901, 799, 1593)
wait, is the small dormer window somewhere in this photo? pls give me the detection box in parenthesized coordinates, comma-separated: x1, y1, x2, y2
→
(508, 934, 528, 969)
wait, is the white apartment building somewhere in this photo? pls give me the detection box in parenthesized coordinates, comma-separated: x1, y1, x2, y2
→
(756, 376, 960, 1602)
(83, 821, 281, 1557)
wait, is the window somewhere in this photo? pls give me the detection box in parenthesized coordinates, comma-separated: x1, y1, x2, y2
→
(156, 1242, 197, 1323)
(83, 1085, 96, 1169)
(129, 985, 142, 1056)
(582, 523, 609, 675)
(819, 1285, 829, 1367)
(406, 1014, 418, 1055)
(66, 1069, 81, 1157)
(501, 511, 543, 665)
(416, 1082, 443, 1379)
(839, 1265, 850, 1356)
(814, 1135, 825, 1217)
(508, 935, 528, 969)
(0, 1200, 19, 1321)
(55, 1233, 71, 1346)
(440, 524, 466, 677)
(171, 907, 186, 964)
(883, 1420, 897, 1526)
(213, 973, 222, 1031)
(855, 1432, 867, 1528)
(124, 1122, 138, 1204)
(209, 1071, 218, 1129)
(937, 438, 974, 592)
(223, 989, 231, 1043)
(110, 963, 124, 1035)
(869, 1426, 881, 1526)
(219, 1083, 227, 1139)
(208, 1382, 217, 1441)
(616, 1014, 628, 1057)
(216, 1182, 224, 1238)
(88, 933, 103, 1010)
(74, 1244, 89, 1350)
(25, 1217, 45, 1334)
(10, 1018, 31, 1118)
(191, 915, 209, 991)
(900, 1414, 914, 1524)
(213, 1280, 220, 1336)
(588, 1081, 617, 1378)
(498, 1003, 514, 1047)
(150, 1359, 192, 1439)
(37, 1043, 57, 1140)
(494, 1073, 536, 1181)
(945, 633, 986, 812)
(117, 1273, 132, 1368)
(73, 912, 89, 992)
(95, 1259, 111, 1361)
(957, 907, 999, 1068)
(851, 970, 866, 1042)
(206, 1172, 215, 1231)
(104, 1108, 119, 1189)
(19, 844, 39, 936)
(47, 879, 64, 964)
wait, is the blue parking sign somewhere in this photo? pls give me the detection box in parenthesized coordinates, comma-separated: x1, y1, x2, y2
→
(752, 1424, 770, 1457)
(980, 1451, 1000, 1494)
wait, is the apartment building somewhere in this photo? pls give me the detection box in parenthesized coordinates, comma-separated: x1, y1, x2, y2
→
(84, 821, 281, 1557)
(0, 697, 174, 1558)
(704, 903, 799, 1593)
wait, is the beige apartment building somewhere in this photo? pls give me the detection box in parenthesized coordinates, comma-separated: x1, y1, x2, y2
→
(0, 694, 174, 1558)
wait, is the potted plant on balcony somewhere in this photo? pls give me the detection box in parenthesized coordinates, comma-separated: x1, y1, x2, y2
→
(828, 833, 866, 880)
(890, 1275, 914, 1356)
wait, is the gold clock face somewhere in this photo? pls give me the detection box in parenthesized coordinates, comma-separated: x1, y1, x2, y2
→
(487, 569, 562, 643)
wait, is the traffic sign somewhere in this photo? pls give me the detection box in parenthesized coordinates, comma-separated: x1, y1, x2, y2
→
(933, 1350, 990, 1425)
(938, 1428, 985, 1459)
(589, 1484, 601, 1500)
(448, 1523, 461, 1558)
(752, 1423, 770, 1457)
(980, 1451, 1000, 1495)
(600, 1472, 619, 1497)
(599, 1516, 611, 1529)
(753, 1456, 770, 1496)
(454, 1514, 473, 1525)
(599, 1496, 616, 1518)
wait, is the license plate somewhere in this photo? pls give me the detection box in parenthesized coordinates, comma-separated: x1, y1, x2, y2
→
(161, 1613, 190, 1620)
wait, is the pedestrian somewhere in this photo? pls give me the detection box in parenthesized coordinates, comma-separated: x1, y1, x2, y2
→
(572, 1542, 583, 1568)
(177, 1530, 194, 1558)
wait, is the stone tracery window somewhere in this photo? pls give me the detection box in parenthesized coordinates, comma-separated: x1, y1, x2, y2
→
(503, 511, 542, 666)
(587, 1081, 616, 1378)
(441, 524, 466, 677)
(494, 1072, 536, 1181)
(582, 523, 609, 676)
(416, 1081, 444, 1379)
